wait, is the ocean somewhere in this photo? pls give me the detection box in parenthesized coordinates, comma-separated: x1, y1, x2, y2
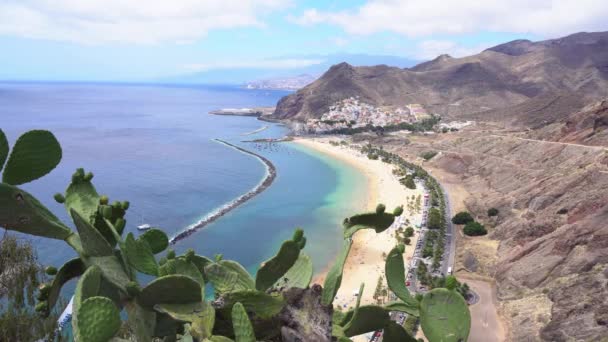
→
(0, 82, 368, 285)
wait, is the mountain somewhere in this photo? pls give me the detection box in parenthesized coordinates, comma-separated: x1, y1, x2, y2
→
(244, 74, 317, 90)
(166, 53, 419, 85)
(272, 31, 608, 122)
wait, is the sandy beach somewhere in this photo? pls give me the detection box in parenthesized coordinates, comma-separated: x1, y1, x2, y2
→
(294, 137, 427, 340)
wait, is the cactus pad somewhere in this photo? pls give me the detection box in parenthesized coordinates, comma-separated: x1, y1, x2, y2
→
(138, 275, 202, 309)
(0, 183, 73, 240)
(385, 245, 419, 316)
(420, 288, 471, 342)
(155, 301, 215, 339)
(87, 255, 131, 292)
(46, 258, 85, 312)
(2, 130, 62, 185)
(139, 228, 169, 254)
(255, 238, 301, 291)
(159, 258, 204, 286)
(204, 263, 239, 295)
(231, 302, 256, 342)
(75, 296, 121, 342)
(71, 209, 114, 256)
(219, 260, 255, 290)
(343, 305, 390, 337)
(0, 129, 7, 172)
(124, 232, 158, 276)
(64, 168, 100, 222)
(322, 239, 352, 305)
(343, 211, 395, 238)
(382, 320, 416, 342)
(273, 253, 313, 290)
(219, 289, 285, 319)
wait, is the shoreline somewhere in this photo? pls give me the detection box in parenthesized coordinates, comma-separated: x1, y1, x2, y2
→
(169, 139, 277, 245)
(293, 137, 426, 316)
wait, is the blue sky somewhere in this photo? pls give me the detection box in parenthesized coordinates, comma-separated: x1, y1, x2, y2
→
(1, 0, 607, 82)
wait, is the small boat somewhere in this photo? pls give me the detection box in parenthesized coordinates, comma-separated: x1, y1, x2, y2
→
(137, 224, 151, 230)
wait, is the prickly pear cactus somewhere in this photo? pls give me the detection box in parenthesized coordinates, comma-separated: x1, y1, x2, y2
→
(1, 130, 62, 185)
(342, 204, 399, 238)
(420, 288, 471, 342)
(385, 244, 419, 315)
(255, 229, 306, 291)
(140, 228, 169, 254)
(322, 239, 352, 305)
(76, 296, 122, 342)
(138, 275, 202, 309)
(231, 302, 256, 342)
(0, 183, 73, 240)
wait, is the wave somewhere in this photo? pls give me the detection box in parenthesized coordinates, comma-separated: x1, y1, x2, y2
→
(169, 139, 277, 245)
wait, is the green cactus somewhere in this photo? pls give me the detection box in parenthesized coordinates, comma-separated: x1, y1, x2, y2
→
(160, 258, 205, 287)
(1, 130, 62, 185)
(140, 228, 170, 254)
(393, 205, 404, 216)
(384, 244, 419, 315)
(322, 238, 352, 305)
(419, 288, 471, 342)
(71, 208, 114, 257)
(63, 168, 100, 222)
(86, 255, 131, 292)
(343, 206, 397, 238)
(125, 300, 157, 342)
(45, 265, 58, 275)
(0, 183, 73, 240)
(75, 296, 122, 342)
(72, 266, 102, 340)
(382, 320, 416, 342)
(255, 229, 305, 291)
(343, 305, 390, 337)
(124, 232, 159, 276)
(138, 275, 202, 309)
(204, 263, 240, 295)
(0, 129, 8, 171)
(231, 302, 256, 342)
(219, 289, 285, 319)
(273, 253, 313, 290)
(44, 258, 85, 313)
(376, 203, 386, 214)
(155, 301, 215, 340)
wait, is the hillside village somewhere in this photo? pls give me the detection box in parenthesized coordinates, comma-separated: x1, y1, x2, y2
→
(304, 97, 432, 133)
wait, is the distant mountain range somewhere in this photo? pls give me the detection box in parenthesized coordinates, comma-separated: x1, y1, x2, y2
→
(166, 53, 419, 86)
(272, 31, 608, 123)
(244, 74, 318, 90)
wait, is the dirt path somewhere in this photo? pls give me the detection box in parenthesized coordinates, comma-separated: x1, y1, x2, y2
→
(461, 277, 507, 342)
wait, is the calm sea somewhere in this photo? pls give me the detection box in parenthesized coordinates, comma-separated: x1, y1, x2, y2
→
(0, 82, 368, 284)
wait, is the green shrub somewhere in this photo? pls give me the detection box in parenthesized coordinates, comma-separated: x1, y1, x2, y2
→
(451, 211, 474, 225)
(487, 208, 499, 217)
(463, 221, 487, 236)
(420, 151, 438, 161)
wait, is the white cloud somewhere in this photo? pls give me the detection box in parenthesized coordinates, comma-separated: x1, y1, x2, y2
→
(183, 58, 324, 71)
(412, 40, 488, 60)
(0, 0, 290, 44)
(291, 0, 608, 38)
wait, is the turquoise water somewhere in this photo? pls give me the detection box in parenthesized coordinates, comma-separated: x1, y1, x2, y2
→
(0, 82, 368, 287)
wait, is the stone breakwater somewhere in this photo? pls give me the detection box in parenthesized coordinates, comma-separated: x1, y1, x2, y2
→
(169, 139, 277, 244)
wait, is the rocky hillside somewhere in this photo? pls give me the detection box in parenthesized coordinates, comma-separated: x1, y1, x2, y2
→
(529, 99, 608, 146)
(372, 118, 608, 340)
(272, 31, 608, 122)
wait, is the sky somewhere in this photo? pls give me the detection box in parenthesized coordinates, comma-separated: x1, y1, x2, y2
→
(1, 0, 608, 82)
